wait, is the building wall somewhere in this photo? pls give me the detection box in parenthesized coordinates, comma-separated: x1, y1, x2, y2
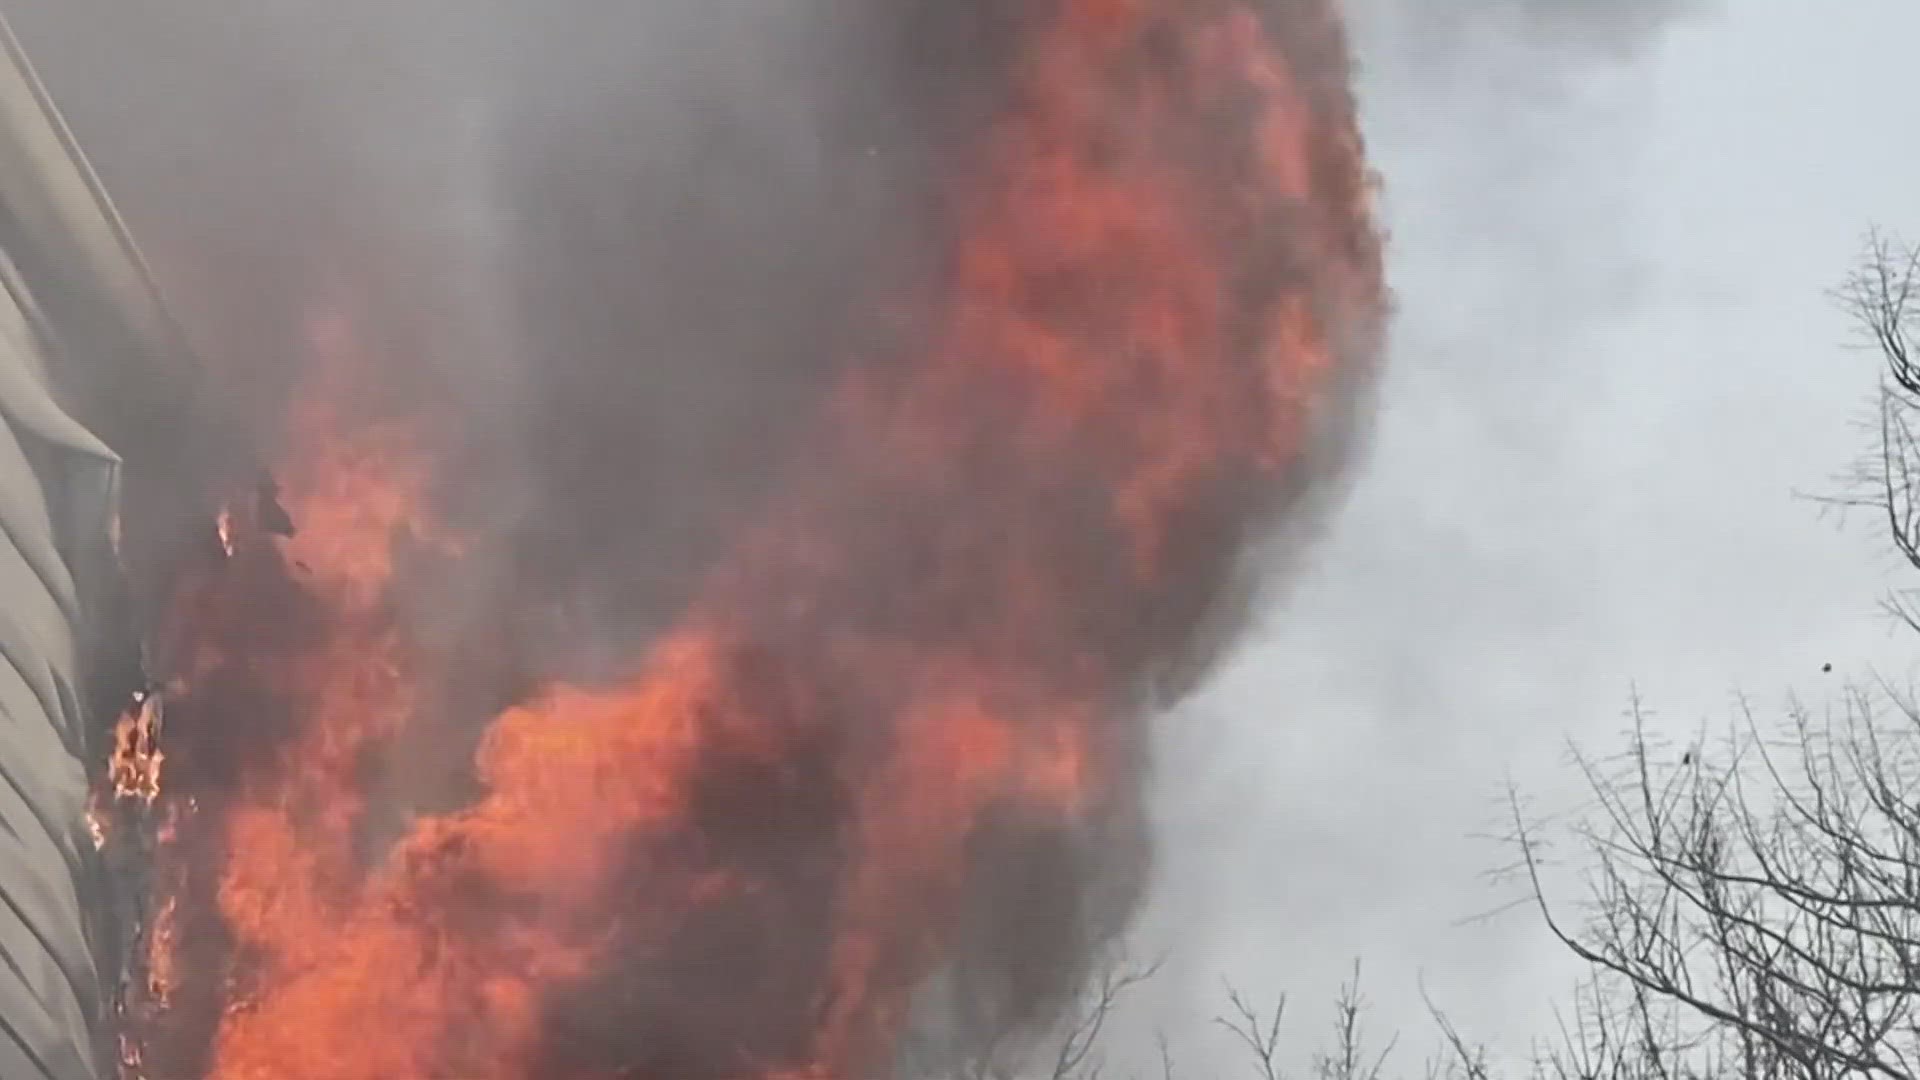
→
(0, 15, 201, 1079)
(0, 266, 119, 1080)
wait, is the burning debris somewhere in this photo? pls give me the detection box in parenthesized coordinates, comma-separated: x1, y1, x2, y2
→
(98, 3, 1386, 1079)
(213, 471, 299, 562)
(108, 689, 166, 806)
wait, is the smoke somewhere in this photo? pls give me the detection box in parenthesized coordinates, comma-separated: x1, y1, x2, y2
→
(1108, 0, 1715, 1071)
(11, 0, 1027, 672)
(1362, 0, 1704, 60)
(13, 3, 1383, 1078)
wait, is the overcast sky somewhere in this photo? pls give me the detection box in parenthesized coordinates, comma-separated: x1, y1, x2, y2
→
(1132, 0, 1920, 1068)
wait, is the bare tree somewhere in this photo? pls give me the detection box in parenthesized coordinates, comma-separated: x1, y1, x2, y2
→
(1211, 962, 1417, 1080)
(1209, 961, 1712, 1080)
(1457, 231, 1920, 1080)
(1503, 686, 1920, 1080)
(887, 942, 1761, 1080)
(1828, 230, 1920, 629)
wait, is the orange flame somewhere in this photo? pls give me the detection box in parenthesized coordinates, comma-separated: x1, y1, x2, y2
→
(121, 3, 1381, 1078)
(108, 692, 165, 806)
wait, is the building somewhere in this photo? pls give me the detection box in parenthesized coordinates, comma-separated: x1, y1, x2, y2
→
(0, 12, 202, 1079)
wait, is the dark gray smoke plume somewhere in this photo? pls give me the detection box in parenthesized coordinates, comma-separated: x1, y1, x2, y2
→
(1, 1, 865, 681)
(8, 5, 1380, 1078)
(9, 0, 1037, 669)
(5, 0, 981, 1058)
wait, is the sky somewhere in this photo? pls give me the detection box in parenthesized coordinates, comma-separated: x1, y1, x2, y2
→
(1131, 0, 1920, 1068)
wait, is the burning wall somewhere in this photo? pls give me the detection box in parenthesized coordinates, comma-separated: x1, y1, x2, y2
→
(34, 2, 1389, 1078)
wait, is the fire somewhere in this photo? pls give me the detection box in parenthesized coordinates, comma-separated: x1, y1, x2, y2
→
(116, 2, 1382, 1079)
(109, 691, 165, 806)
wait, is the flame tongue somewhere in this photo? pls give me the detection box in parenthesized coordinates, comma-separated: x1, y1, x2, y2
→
(122, 3, 1382, 1079)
